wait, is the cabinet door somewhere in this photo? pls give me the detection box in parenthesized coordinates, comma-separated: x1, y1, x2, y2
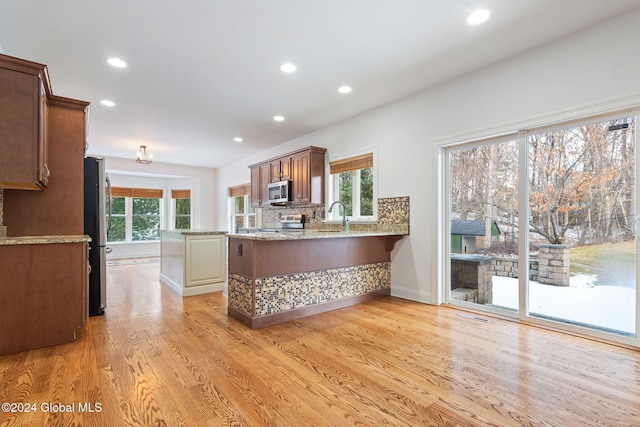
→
(37, 77, 49, 187)
(185, 235, 226, 287)
(291, 151, 310, 204)
(280, 157, 292, 181)
(269, 157, 292, 182)
(250, 166, 261, 207)
(259, 164, 270, 205)
(250, 163, 271, 207)
(0, 67, 44, 190)
(270, 161, 282, 182)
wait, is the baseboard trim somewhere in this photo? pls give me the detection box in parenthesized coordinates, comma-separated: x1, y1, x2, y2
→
(228, 288, 391, 329)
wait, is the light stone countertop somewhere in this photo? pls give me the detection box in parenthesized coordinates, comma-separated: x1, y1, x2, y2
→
(162, 230, 228, 236)
(226, 229, 407, 241)
(0, 235, 91, 246)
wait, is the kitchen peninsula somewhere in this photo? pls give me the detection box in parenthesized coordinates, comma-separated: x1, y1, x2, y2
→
(227, 229, 406, 328)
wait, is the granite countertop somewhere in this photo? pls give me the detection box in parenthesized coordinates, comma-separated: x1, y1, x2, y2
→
(226, 229, 407, 241)
(162, 230, 228, 236)
(0, 235, 92, 246)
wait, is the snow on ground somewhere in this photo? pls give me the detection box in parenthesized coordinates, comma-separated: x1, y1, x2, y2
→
(491, 275, 636, 334)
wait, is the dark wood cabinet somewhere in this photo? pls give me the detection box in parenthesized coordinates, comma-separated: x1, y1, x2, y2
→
(0, 241, 89, 355)
(291, 151, 309, 203)
(0, 54, 90, 355)
(0, 55, 50, 190)
(3, 95, 90, 236)
(291, 147, 326, 205)
(249, 146, 326, 207)
(270, 157, 291, 182)
(250, 163, 271, 207)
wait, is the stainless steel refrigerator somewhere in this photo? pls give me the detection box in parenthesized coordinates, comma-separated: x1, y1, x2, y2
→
(84, 157, 111, 316)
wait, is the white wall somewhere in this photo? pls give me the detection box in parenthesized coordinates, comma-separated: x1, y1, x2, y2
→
(99, 156, 217, 258)
(215, 10, 640, 305)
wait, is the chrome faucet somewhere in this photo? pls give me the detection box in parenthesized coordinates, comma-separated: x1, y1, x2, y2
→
(328, 201, 347, 231)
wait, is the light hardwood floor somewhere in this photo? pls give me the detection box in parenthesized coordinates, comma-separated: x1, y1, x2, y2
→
(1, 260, 639, 426)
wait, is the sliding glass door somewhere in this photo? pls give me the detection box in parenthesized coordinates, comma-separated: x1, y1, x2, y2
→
(527, 116, 636, 336)
(448, 139, 520, 316)
(446, 110, 638, 344)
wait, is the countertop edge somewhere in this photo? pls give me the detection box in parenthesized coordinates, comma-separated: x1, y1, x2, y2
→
(162, 230, 228, 236)
(226, 230, 408, 241)
(0, 235, 92, 246)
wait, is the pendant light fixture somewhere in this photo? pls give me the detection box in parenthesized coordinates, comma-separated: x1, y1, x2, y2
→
(136, 145, 153, 164)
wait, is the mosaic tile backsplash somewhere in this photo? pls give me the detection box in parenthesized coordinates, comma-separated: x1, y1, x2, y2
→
(262, 196, 409, 234)
(229, 261, 391, 317)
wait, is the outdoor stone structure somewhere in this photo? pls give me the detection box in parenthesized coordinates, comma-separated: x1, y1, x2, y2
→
(538, 244, 570, 286)
(450, 254, 495, 304)
(451, 245, 569, 304)
(493, 257, 539, 282)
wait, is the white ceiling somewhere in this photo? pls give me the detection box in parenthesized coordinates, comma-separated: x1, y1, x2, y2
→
(2, 0, 640, 168)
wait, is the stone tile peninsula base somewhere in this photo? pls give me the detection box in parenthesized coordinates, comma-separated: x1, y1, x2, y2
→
(227, 232, 404, 328)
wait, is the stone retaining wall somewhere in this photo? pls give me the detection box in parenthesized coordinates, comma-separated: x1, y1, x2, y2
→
(492, 257, 539, 282)
(485, 244, 569, 286)
(538, 244, 570, 286)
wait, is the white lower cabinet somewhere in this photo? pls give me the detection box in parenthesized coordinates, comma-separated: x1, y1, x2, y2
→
(160, 231, 227, 296)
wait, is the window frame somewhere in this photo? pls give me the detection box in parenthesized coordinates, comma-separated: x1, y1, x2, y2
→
(107, 187, 164, 243)
(327, 149, 377, 223)
(170, 188, 192, 230)
(131, 197, 162, 241)
(228, 183, 257, 232)
(439, 106, 640, 349)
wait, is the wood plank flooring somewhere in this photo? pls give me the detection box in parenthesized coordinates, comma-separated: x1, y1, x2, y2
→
(1, 260, 639, 426)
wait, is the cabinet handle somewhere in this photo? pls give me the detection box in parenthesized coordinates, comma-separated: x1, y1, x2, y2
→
(43, 164, 51, 179)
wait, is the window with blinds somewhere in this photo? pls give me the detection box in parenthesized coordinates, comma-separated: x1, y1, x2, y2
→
(229, 183, 255, 232)
(172, 189, 191, 230)
(329, 152, 375, 220)
(107, 187, 163, 242)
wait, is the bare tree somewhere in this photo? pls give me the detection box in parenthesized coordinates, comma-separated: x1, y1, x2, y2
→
(450, 116, 635, 247)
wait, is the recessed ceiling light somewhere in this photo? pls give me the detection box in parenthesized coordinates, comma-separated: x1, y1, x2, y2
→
(233, 137, 243, 143)
(338, 85, 352, 94)
(467, 9, 491, 25)
(280, 63, 297, 73)
(107, 57, 127, 68)
(100, 100, 116, 107)
(273, 115, 285, 122)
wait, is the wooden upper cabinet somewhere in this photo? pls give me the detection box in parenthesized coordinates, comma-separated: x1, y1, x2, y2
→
(291, 147, 326, 205)
(291, 151, 310, 203)
(249, 146, 326, 207)
(250, 163, 271, 207)
(270, 157, 291, 182)
(0, 54, 51, 190)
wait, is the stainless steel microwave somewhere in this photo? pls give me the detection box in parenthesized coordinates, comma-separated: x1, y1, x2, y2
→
(267, 180, 291, 205)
